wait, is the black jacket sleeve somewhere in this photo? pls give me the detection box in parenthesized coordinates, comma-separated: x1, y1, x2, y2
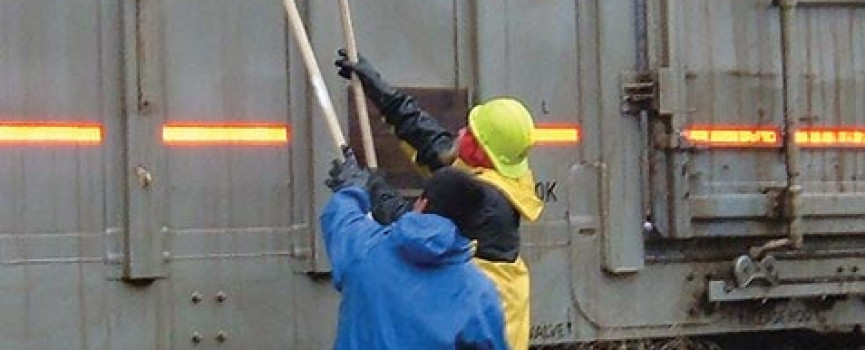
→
(358, 77, 457, 170)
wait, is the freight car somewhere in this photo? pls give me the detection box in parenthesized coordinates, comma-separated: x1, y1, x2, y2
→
(0, 0, 863, 349)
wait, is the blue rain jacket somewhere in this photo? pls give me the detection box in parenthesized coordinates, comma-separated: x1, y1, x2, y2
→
(320, 186, 509, 350)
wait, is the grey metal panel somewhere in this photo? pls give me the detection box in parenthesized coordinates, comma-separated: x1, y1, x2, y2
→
(160, 0, 293, 228)
(0, 0, 167, 348)
(522, 223, 575, 345)
(692, 192, 865, 219)
(123, 0, 168, 279)
(321, 0, 460, 87)
(101, 0, 127, 279)
(0, 0, 108, 235)
(151, 0, 305, 347)
(167, 259, 298, 349)
(0, 1, 118, 347)
(0, 264, 115, 350)
(596, 0, 644, 272)
(796, 0, 865, 6)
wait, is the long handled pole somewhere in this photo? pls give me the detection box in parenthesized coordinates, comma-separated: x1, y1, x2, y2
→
(337, 0, 377, 169)
(282, 0, 346, 153)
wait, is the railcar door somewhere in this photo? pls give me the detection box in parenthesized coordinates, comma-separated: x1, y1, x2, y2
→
(120, 0, 313, 348)
(649, 0, 865, 244)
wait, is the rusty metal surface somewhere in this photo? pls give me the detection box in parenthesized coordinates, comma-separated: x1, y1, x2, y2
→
(708, 280, 865, 302)
(660, 0, 788, 237)
(795, 7, 865, 191)
(652, 1, 865, 239)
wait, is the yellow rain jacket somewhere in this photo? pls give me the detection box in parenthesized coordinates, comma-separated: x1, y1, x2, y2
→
(455, 159, 542, 350)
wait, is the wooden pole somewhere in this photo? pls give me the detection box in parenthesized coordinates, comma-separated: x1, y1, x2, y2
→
(282, 0, 346, 154)
(337, 0, 378, 168)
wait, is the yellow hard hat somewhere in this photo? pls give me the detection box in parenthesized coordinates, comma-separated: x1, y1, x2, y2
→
(467, 97, 535, 178)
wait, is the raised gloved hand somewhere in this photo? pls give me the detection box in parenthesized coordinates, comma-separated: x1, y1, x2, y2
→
(334, 49, 381, 83)
(325, 146, 372, 192)
(334, 49, 400, 112)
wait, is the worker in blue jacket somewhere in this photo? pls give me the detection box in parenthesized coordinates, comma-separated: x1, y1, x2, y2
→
(320, 147, 509, 350)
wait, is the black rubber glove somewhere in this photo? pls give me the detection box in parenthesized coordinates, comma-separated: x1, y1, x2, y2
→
(325, 146, 372, 192)
(334, 49, 381, 84)
(334, 49, 400, 113)
(366, 172, 413, 225)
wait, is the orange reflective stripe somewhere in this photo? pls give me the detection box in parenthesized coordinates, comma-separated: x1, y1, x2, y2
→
(162, 124, 290, 146)
(796, 128, 865, 147)
(683, 127, 780, 147)
(533, 124, 580, 145)
(0, 123, 102, 145)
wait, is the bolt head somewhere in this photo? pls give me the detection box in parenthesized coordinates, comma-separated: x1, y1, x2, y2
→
(216, 330, 228, 343)
(191, 332, 202, 344)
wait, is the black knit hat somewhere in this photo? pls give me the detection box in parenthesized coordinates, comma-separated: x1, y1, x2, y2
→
(421, 168, 484, 231)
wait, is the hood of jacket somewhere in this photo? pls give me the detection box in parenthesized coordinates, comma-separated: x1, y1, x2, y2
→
(453, 159, 544, 221)
(389, 212, 472, 266)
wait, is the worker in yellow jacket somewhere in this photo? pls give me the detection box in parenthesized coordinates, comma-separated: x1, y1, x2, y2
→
(335, 49, 543, 350)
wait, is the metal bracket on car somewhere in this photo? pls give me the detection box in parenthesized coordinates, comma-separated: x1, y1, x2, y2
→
(620, 71, 655, 116)
(708, 280, 865, 302)
(708, 253, 865, 302)
(734, 255, 780, 288)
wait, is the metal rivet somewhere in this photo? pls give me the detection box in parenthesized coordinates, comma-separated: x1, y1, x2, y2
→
(162, 251, 171, 262)
(686, 273, 695, 282)
(191, 332, 202, 344)
(216, 330, 228, 343)
(215, 291, 227, 303)
(853, 266, 860, 273)
(191, 291, 202, 304)
(838, 266, 845, 273)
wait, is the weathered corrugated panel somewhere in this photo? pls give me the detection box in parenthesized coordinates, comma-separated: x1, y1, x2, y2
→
(679, 0, 787, 196)
(796, 8, 865, 191)
(660, 1, 865, 238)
